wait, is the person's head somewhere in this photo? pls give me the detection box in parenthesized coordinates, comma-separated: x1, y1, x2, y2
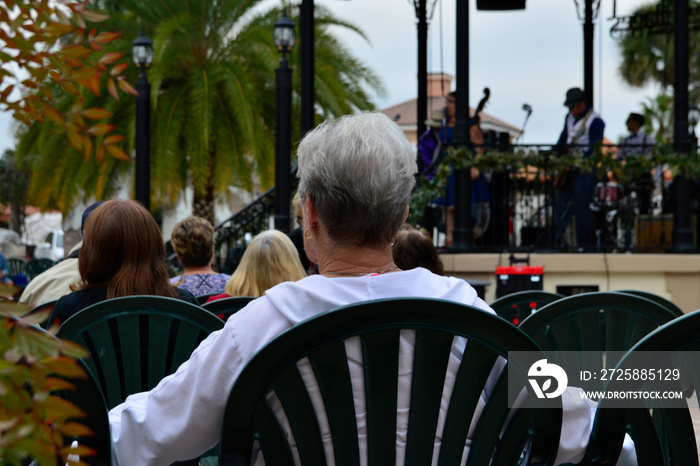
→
(626, 113, 644, 134)
(392, 227, 444, 275)
(296, 112, 417, 257)
(81, 201, 104, 235)
(224, 230, 306, 297)
(293, 191, 303, 227)
(77, 199, 177, 299)
(445, 91, 456, 119)
(564, 87, 587, 118)
(170, 216, 215, 269)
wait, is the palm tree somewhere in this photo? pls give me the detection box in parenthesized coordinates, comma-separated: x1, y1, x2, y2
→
(16, 0, 383, 224)
(617, 1, 700, 101)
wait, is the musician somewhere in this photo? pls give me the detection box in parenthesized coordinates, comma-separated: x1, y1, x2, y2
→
(554, 87, 605, 252)
(617, 112, 654, 215)
(439, 91, 492, 245)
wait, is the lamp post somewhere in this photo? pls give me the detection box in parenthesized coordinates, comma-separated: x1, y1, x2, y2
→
(132, 29, 154, 211)
(274, 12, 296, 233)
(689, 105, 700, 148)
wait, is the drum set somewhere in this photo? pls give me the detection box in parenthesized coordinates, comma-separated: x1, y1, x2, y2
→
(589, 180, 653, 252)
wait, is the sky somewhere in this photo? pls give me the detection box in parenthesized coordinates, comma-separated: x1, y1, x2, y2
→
(0, 0, 659, 153)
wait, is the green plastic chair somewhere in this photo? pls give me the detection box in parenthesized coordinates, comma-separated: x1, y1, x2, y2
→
(490, 290, 564, 325)
(519, 291, 679, 393)
(582, 310, 700, 466)
(58, 358, 112, 466)
(6, 257, 26, 280)
(201, 296, 255, 321)
(25, 258, 56, 280)
(616, 289, 685, 318)
(195, 293, 216, 305)
(57, 295, 224, 409)
(219, 298, 563, 466)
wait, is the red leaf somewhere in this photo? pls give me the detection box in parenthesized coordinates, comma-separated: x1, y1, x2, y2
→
(89, 42, 103, 52)
(42, 107, 65, 126)
(118, 79, 139, 96)
(98, 52, 124, 65)
(88, 28, 96, 42)
(60, 45, 91, 59)
(80, 10, 110, 23)
(105, 144, 130, 161)
(94, 32, 121, 45)
(44, 24, 77, 37)
(66, 128, 83, 151)
(81, 107, 113, 120)
(86, 123, 116, 135)
(110, 62, 129, 77)
(87, 75, 101, 96)
(107, 78, 119, 101)
(83, 135, 93, 162)
(0, 85, 14, 101)
(96, 144, 105, 164)
(73, 28, 85, 44)
(69, 67, 99, 83)
(20, 79, 38, 89)
(103, 135, 125, 145)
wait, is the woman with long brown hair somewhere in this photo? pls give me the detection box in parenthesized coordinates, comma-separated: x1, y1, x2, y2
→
(49, 199, 198, 326)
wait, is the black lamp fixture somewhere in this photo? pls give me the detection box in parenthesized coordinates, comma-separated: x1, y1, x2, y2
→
(132, 28, 153, 211)
(273, 12, 296, 233)
(132, 28, 154, 71)
(689, 105, 700, 134)
(274, 11, 296, 54)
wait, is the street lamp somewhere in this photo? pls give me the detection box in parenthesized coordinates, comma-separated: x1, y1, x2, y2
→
(132, 29, 153, 211)
(273, 12, 296, 233)
(689, 105, 700, 147)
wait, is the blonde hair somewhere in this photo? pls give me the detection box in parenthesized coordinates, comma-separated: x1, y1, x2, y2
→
(224, 230, 306, 297)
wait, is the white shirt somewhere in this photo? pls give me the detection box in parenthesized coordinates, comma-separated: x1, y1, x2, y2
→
(108, 268, 636, 465)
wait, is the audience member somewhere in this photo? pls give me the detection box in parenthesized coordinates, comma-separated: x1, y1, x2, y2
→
(108, 113, 635, 465)
(169, 216, 231, 296)
(49, 200, 198, 326)
(286, 191, 314, 273)
(206, 230, 306, 302)
(392, 224, 444, 275)
(19, 201, 103, 305)
(0, 251, 12, 285)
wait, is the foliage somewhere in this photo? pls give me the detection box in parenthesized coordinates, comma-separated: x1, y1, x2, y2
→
(1, 0, 136, 170)
(408, 143, 695, 225)
(14, 0, 383, 219)
(0, 288, 93, 465)
(640, 93, 674, 144)
(0, 150, 30, 234)
(616, 1, 700, 97)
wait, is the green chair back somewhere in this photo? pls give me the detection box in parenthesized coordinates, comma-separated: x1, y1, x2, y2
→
(219, 298, 562, 466)
(201, 296, 255, 321)
(584, 310, 700, 466)
(490, 290, 564, 325)
(7, 257, 26, 280)
(25, 258, 56, 280)
(196, 293, 216, 305)
(58, 358, 112, 465)
(519, 291, 678, 392)
(57, 295, 224, 409)
(616, 289, 685, 318)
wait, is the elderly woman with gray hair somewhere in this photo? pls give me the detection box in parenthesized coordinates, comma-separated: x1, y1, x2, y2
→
(108, 112, 635, 465)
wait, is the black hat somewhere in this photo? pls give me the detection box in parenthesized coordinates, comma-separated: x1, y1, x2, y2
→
(81, 201, 104, 235)
(564, 87, 585, 107)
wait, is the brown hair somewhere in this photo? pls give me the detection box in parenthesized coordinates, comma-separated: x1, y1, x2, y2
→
(170, 216, 214, 268)
(75, 199, 178, 299)
(224, 230, 306, 298)
(392, 227, 444, 275)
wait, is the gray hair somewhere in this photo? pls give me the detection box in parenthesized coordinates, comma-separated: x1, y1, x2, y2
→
(297, 112, 417, 248)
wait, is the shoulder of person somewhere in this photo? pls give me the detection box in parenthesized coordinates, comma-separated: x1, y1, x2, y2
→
(175, 287, 198, 305)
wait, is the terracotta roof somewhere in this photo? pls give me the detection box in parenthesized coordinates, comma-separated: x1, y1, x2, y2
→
(380, 96, 522, 135)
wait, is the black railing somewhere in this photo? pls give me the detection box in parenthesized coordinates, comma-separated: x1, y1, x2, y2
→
(207, 141, 696, 273)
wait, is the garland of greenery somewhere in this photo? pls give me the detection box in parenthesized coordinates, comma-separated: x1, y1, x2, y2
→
(408, 143, 700, 225)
